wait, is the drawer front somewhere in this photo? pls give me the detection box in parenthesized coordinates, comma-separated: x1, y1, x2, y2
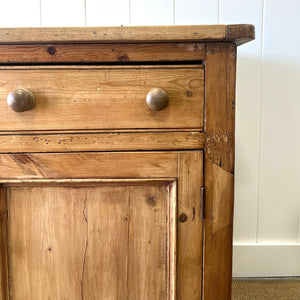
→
(0, 65, 204, 131)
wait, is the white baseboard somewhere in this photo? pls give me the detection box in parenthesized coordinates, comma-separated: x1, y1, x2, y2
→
(233, 243, 300, 277)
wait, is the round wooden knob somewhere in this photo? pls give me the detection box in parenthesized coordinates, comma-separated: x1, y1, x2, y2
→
(7, 88, 35, 112)
(146, 88, 169, 111)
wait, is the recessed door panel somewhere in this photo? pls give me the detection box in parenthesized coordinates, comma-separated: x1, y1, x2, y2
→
(6, 183, 172, 300)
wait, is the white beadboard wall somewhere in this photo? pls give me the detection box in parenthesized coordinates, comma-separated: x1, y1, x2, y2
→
(0, 0, 299, 277)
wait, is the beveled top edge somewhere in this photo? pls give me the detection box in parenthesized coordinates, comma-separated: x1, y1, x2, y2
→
(0, 24, 254, 45)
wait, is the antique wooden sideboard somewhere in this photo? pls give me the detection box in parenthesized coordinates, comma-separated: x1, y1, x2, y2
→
(0, 25, 254, 299)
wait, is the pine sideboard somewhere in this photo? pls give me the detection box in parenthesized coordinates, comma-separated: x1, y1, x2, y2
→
(0, 25, 254, 300)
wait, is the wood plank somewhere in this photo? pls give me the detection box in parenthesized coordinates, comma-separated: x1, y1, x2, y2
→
(0, 65, 204, 70)
(0, 25, 254, 45)
(0, 132, 204, 153)
(177, 151, 203, 299)
(212, 164, 234, 235)
(0, 66, 204, 131)
(203, 43, 236, 300)
(0, 188, 6, 213)
(2, 179, 175, 185)
(226, 24, 255, 46)
(169, 182, 177, 300)
(0, 152, 178, 180)
(82, 186, 130, 299)
(7, 182, 174, 299)
(205, 43, 235, 173)
(0, 128, 202, 134)
(0, 43, 206, 64)
(0, 186, 8, 300)
(204, 160, 234, 300)
(128, 184, 171, 299)
(7, 185, 129, 299)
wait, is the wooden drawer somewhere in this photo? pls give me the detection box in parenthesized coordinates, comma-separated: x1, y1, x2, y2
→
(0, 65, 204, 131)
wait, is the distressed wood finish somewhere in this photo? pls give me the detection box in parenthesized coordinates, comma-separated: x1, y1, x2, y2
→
(6, 183, 173, 299)
(128, 185, 171, 299)
(0, 25, 254, 300)
(212, 164, 234, 235)
(203, 43, 237, 300)
(0, 66, 204, 131)
(0, 150, 203, 300)
(177, 152, 203, 299)
(0, 187, 8, 300)
(226, 24, 255, 46)
(0, 43, 206, 64)
(0, 25, 254, 45)
(0, 152, 178, 180)
(0, 132, 204, 153)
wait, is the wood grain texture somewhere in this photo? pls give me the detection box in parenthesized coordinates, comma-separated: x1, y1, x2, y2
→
(0, 43, 206, 64)
(7, 183, 173, 299)
(0, 132, 204, 153)
(0, 25, 253, 44)
(169, 182, 177, 300)
(0, 188, 5, 213)
(81, 186, 130, 300)
(128, 184, 170, 299)
(0, 186, 8, 300)
(177, 151, 203, 299)
(226, 24, 255, 45)
(205, 43, 236, 173)
(212, 164, 234, 235)
(203, 43, 237, 300)
(0, 152, 178, 180)
(0, 66, 204, 131)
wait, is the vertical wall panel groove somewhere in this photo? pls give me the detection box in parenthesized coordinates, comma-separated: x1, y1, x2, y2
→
(173, 0, 175, 25)
(39, 0, 42, 26)
(129, 0, 131, 25)
(84, 0, 87, 26)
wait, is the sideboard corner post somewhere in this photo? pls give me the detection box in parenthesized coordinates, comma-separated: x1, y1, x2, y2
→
(203, 42, 237, 300)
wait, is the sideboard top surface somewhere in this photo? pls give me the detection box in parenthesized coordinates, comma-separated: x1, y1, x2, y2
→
(0, 24, 254, 46)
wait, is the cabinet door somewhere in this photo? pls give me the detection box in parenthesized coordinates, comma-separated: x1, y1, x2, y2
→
(0, 151, 203, 300)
